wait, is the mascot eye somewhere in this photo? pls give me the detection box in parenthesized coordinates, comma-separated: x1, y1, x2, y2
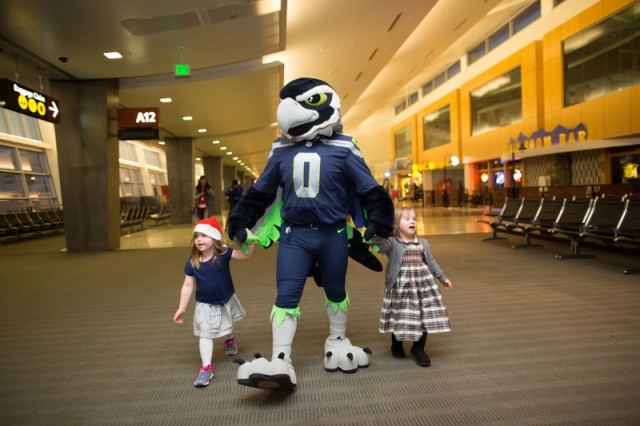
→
(304, 93, 328, 107)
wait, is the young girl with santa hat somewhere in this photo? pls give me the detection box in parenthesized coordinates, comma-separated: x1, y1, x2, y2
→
(173, 217, 255, 387)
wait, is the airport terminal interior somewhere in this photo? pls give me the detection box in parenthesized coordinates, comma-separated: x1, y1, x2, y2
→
(1, 0, 640, 424)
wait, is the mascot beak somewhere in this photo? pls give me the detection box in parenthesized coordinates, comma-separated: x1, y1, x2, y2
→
(277, 97, 319, 135)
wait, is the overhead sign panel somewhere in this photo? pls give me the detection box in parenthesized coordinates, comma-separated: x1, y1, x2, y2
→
(0, 78, 61, 123)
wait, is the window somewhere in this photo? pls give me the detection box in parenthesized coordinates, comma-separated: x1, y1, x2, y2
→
(0, 145, 57, 212)
(143, 149, 162, 168)
(394, 125, 412, 159)
(0, 109, 43, 141)
(408, 92, 419, 106)
(470, 67, 522, 136)
(513, 1, 541, 34)
(0, 145, 18, 170)
(422, 81, 433, 97)
(19, 149, 49, 173)
(148, 170, 167, 196)
(394, 100, 407, 116)
(423, 105, 451, 150)
(489, 24, 510, 50)
(446, 61, 461, 79)
(467, 1, 541, 65)
(25, 174, 55, 198)
(468, 41, 487, 65)
(119, 140, 138, 162)
(563, 2, 640, 106)
(119, 167, 144, 196)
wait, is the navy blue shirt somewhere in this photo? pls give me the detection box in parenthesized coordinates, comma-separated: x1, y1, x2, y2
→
(253, 133, 378, 225)
(184, 249, 235, 305)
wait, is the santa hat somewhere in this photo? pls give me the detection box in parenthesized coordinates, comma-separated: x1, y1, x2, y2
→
(194, 217, 222, 241)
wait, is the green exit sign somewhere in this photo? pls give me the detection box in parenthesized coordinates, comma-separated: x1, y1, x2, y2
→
(174, 63, 191, 77)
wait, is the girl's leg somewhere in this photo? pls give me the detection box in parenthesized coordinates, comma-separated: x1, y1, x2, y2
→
(223, 334, 237, 356)
(391, 333, 405, 359)
(194, 338, 215, 387)
(199, 338, 214, 366)
(410, 332, 431, 367)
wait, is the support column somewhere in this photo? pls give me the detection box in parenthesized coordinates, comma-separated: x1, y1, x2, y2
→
(203, 156, 223, 215)
(51, 79, 120, 252)
(165, 137, 195, 224)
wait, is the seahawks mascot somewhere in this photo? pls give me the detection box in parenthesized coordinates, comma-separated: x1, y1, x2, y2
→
(228, 77, 394, 390)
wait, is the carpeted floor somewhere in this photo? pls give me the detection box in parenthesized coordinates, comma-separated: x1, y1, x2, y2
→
(0, 232, 639, 425)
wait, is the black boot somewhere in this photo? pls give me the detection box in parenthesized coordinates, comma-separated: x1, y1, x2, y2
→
(410, 333, 431, 367)
(391, 333, 405, 359)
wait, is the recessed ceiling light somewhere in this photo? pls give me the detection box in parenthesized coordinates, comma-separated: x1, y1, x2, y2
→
(212, 140, 220, 144)
(195, 157, 201, 161)
(220, 146, 226, 150)
(198, 129, 206, 133)
(226, 152, 233, 155)
(236, 159, 242, 163)
(232, 157, 238, 160)
(104, 52, 122, 59)
(158, 140, 165, 145)
(182, 116, 193, 121)
(160, 98, 172, 103)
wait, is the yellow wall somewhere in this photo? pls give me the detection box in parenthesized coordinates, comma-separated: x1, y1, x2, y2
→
(390, 0, 639, 176)
(543, 0, 637, 140)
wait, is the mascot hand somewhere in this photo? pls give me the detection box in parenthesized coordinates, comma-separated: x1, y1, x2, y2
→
(363, 222, 392, 240)
(228, 219, 248, 243)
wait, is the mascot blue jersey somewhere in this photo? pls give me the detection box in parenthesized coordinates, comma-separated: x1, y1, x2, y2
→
(253, 133, 379, 225)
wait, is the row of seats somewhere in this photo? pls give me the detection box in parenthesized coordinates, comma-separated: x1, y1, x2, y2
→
(478, 195, 640, 274)
(0, 208, 65, 242)
(120, 203, 172, 234)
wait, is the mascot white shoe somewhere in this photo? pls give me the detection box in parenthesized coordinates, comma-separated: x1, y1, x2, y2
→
(323, 296, 371, 373)
(235, 308, 298, 390)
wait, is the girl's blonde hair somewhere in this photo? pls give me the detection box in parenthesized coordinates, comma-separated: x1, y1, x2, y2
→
(393, 207, 416, 238)
(189, 234, 228, 269)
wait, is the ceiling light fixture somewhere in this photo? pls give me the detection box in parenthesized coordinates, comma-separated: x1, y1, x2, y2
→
(220, 146, 226, 150)
(182, 116, 193, 121)
(226, 152, 233, 155)
(104, 52, 122, 59)
(212, 140, 220, 144)
(198, 129, 206, 133)
(160, 98, 172, 103)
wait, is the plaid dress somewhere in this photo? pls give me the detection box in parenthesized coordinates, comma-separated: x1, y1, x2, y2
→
(379, 241, 451, 341)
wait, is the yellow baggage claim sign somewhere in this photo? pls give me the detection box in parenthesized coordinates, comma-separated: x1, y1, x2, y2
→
(0, 78, 61, 123)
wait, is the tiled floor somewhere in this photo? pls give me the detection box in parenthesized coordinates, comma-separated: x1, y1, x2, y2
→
(119, 202, 494, 250)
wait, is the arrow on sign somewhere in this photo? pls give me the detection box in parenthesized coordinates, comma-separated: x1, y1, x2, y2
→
(49, 101, 59, 118)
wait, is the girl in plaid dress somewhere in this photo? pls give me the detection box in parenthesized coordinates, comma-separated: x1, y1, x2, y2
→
(174, 217, 255, 387)
(374, 207, 452, 367)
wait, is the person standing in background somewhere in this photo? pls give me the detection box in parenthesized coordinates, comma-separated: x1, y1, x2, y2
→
(224, 179, 244, 213)
(194, 175, 215, 220)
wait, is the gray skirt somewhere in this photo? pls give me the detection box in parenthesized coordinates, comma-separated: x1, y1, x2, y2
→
(193, 294, 245, 339)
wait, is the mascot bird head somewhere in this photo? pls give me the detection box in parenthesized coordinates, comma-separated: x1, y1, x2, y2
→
(277, 77, 342, 142)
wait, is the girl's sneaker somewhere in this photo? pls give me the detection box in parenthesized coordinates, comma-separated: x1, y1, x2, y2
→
(193, 364, 214, 387)
(224, 335, 238, 356)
